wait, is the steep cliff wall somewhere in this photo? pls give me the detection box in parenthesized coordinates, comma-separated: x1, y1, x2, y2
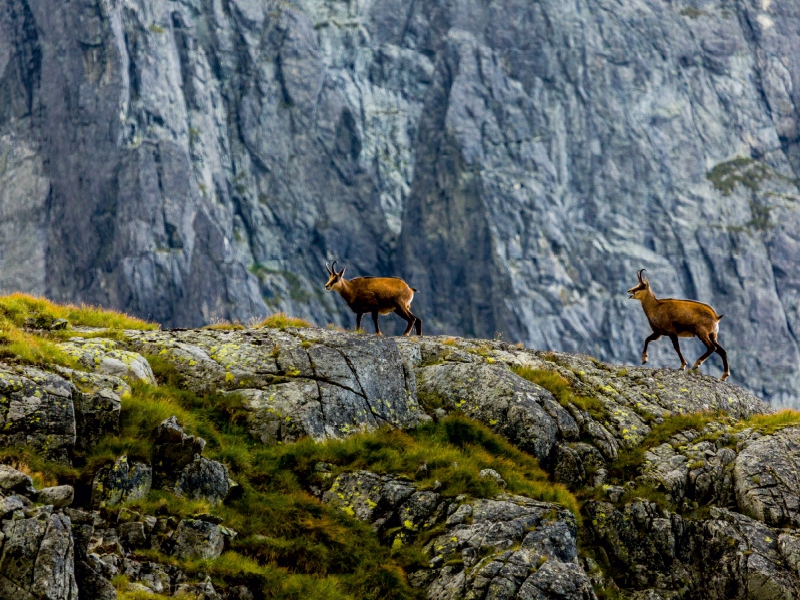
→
(2, 0, 800, 403)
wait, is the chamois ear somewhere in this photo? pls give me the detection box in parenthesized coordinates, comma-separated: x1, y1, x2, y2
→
(339, 266, 346, 278)
(637, 269, 646, 283)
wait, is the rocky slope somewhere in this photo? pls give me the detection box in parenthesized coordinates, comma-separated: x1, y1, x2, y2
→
(2, 0, 800, 402)
(2, 311, 800, 599)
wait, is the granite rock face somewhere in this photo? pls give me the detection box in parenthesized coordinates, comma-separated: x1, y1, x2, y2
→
(322, 470, 596, 600)
(2, 0, 800, 403)
(127, 327, 425, 442)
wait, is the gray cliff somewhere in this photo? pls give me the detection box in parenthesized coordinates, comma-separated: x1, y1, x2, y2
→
(2, 0, 800, 404)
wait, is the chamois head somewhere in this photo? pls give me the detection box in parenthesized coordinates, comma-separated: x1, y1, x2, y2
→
(627, 269, 650, 301)
(324, 261, 347, 291)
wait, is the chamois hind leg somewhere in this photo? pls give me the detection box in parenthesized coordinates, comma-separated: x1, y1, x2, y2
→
(641, 332, 662, 364)
(355, 312, 364, 332)
(371, 309, 382, 336)
(668, 334, 688, 370)
(711, 332, 730, 381)
(395, 305, 416, 336)
(692, 333, 716, 371)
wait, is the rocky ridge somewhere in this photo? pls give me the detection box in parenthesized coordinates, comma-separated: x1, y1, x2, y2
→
(0, 321, 798, 599)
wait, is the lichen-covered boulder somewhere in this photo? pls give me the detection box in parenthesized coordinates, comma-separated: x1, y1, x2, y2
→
(0, 365, 76, 462)
(152, 416, 206, 486)
(91, 456, 152, 508)
(416, 361, 577, 462)
(419, 495, 594, 600)
(126, 328, 425, 443)
(56, 368, 128, 453)
(0, 463, 37, 496)
(174, 457, 237, 505)
(0, 509, 78, 600)
(58, 338, 155, 384)
(39, 485, 75, 509)
(322, 469, 594, 598)
(171, 518, 226, 560)
(734, 427, 800, 527)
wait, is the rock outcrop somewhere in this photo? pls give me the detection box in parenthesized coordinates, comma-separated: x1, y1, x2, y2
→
(322, 470, 595, 600)
(2, 0, 800, 402)
(0, 324, 799, 599)
(127, 328, 425, 442)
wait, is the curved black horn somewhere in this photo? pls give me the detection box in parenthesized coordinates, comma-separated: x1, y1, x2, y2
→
(637, 268, 646, 282)
(325, 262, 332, 275)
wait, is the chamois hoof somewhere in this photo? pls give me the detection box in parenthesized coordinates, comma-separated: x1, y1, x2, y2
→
(720, 373, 730, 381)
(641, 357, 648, 365)
(679, 365, 687, 371)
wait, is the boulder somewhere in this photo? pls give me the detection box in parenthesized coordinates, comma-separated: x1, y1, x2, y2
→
(416, 361, 576, 462)
(0, 366, 76, 462)
(66, 508, 117, 600)
(0, 510, 78, 599)
(126, 329, 424, 443)
(153, 416, 205, 486)
(58, 339, 155, 384)
(0, 463, 37, 496)
(91, 456, 152, 508)
(174, 457, 236, 505)
(56, 369, 128, 453)
(39, 486, 75, 509)
(171, 518, 226, 560)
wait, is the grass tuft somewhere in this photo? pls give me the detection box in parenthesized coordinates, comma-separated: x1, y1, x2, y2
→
(511, 366, 605, 419)
(257, 313, 312, 330)
(735, 409, 800, 436)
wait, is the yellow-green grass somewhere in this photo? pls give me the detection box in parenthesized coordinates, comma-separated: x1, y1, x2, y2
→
(0, 293, 156, 368)
(0, 293, 157, 330)
(257, 313, 312, 329)
(511, 366, 605, 419)
(734, 409, 800, 435)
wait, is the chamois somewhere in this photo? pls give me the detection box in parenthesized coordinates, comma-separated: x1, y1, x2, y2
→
(324, 261, 422, 336)
(628, 269, 730, 381)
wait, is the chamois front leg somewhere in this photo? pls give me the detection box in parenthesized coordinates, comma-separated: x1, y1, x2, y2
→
(668, 334, 688, 370)
(712, 333, 730, 381)
(641, 332, 661, 364)
(371, 309, 382, 336)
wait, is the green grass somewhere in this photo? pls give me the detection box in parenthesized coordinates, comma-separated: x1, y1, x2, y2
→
(511, 366, 605, 419)
(257, 313, 312, 330)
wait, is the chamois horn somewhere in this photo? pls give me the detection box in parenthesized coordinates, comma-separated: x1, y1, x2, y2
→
(637, 269, 646, 283)
(325, 262, 332, 275)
